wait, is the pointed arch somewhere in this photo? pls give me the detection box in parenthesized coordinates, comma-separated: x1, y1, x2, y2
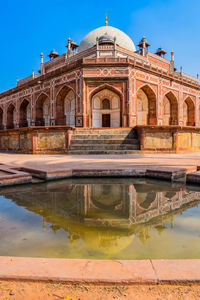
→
(35, 92, 49, 103)
(7, 103, 16, 129)
(136, 85, 157, 125)
(56, 86, 75, 126)
(91, 87, 122, 128)
(89, 84, 123, 103)
(163, 91, 178, 125)
(19, 99, 30, 128)
(55, 84, 75, 99)
(183, 97, 195, 126)
(35, 93, 50, 126)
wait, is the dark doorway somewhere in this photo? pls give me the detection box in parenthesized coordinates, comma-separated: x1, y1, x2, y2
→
(102, 114, 110, 127)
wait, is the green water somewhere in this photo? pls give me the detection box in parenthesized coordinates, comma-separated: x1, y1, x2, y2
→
(0, 178, 200, 259)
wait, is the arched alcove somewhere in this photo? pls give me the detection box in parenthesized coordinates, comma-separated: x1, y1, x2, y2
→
(7, 104, 16, 129)
(163, 92, 178, 125)
(56, 86, 75, 126)
(19, 99, 30, 128)
(35, 94, 50, 126)
(92, 88, 121, 128)
(136, 85, 157, 125)
(183, 97, 195, 126)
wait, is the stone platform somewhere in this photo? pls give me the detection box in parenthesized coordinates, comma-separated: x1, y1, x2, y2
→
(0, 152, 199, 185)
(0, 164, 32, 186)
(1, 126, 200, 155)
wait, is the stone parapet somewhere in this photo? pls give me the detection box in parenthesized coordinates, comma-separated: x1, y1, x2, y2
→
(0, 126, 74, 154)
(1, 126, 200, 154)
(135, 126, 200, 153)
(136, 125, 200, 153)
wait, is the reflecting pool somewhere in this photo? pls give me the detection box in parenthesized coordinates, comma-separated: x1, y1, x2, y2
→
(0, 178, 200, 259)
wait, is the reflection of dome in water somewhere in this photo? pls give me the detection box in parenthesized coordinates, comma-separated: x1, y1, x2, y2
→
(91, 185, 122, 210)
(82, 229, 135, 255)
(92, 198, 121, 210)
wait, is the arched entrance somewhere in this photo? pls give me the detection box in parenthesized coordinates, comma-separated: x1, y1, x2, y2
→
(56, 86, 75, 126)
(19, 99, 30, 128)
(7, 104, 16, 129)
(35, 94, 50, 126)
(183, 97, 195, 126)
(163, 92, 178, 125)
(92, 89, 121, 128)
(136, 85, 157, 125)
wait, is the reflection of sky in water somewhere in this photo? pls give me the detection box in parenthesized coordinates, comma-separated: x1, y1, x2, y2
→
(0, 178, 200, 259)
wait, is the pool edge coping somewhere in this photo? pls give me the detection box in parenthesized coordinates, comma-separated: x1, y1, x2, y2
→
(0, 256, 200, 284)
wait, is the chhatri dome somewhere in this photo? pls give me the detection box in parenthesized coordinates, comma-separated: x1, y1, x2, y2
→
(78, 15, 136, 53)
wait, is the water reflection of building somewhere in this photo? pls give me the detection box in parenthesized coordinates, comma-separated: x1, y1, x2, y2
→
(82, 181, 200, 228)
(1, 179, 200, 252)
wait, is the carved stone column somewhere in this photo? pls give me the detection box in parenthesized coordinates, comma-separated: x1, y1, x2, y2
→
(128, 73, 136, 127)
(178, 87, 184, 126)
(122, 82, 127, 127)
(157, 80, 163, 125)
(15, 101, 20, 128)
(50, 81, 56, 126)
(74, 77, 84, 127)
(31, 91, 35, 126)
(132, 75, 137, 126)
(3, 104, 7, 129)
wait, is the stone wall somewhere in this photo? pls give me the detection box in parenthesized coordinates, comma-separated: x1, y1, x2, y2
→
(1, 126, 200, 154)
(0, 127, 73, 154)
(136, 126, 200, 153)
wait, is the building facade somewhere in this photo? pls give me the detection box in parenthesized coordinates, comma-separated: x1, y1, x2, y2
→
(0, 20, 200, 153)
(1, 20, 200, 130)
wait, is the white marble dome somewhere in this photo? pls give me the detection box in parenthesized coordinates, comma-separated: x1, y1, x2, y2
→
(78, 25, 136, 53)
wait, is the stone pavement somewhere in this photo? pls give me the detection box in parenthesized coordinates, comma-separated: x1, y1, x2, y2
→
(0, 152, 199, 172)
(0, 152, 200, 183)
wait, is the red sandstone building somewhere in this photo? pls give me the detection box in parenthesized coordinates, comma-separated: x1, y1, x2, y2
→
(0, 18, 200, 153)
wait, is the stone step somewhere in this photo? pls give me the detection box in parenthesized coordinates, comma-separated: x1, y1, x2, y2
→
(68, 150, 140, 155)
(73, 129, 137, 135)
(70, 144, 139, 150)
(71, 139, 138, 145)
(70, 139, 139, 145)
(70, 128, 139, 155)
(72, 134, 137, 140)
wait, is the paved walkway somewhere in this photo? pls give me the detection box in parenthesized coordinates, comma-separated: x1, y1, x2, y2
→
(0, 152, 199, 172)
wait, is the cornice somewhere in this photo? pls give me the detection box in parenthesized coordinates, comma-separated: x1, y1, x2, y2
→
(0, 57, 199, 99)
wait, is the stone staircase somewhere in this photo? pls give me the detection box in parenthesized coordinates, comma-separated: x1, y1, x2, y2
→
(69, 128, 140, 154)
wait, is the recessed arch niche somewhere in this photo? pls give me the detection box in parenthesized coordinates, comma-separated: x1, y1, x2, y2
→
(136, 85, 157, 125)
(92, 89, 121, 128)
(163, 92, 178, 125)
(183, 97, 195, 126)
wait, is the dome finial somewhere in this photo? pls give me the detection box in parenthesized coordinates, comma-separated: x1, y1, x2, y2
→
(105, 13, 108, 26)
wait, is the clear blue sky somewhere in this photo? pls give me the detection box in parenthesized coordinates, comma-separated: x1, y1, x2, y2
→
(0, 0, 199, 92)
